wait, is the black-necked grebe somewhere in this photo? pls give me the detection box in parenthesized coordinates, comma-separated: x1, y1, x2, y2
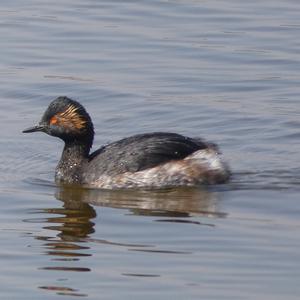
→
(23, 97, 230, 189)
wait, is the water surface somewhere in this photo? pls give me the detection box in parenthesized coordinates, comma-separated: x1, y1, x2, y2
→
(1, 0, 300, 299)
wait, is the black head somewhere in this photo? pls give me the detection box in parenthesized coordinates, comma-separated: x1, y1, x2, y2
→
(23, 97, 94, 147)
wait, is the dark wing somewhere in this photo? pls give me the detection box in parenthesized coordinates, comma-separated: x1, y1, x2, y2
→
(88, 132, 210, 176)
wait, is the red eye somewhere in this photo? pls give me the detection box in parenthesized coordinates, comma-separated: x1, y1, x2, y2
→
(50, 116, 58, 125)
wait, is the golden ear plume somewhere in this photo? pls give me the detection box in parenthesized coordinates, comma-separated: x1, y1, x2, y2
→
(58, 104, 86, 130)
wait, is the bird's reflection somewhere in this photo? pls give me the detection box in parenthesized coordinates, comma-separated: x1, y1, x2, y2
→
(42, 199, 96, 241)
(25, 188, 98, 297)
(25, 184, 227, 297)
(56, 185, 227, 218)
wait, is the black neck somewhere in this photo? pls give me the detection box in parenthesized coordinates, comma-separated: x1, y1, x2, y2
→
(55, 140, 91, 184)
(68, 136, 93, 153)
(63, 141, 90, 159)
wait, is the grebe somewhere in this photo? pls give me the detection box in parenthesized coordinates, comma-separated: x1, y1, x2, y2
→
(23, 97, 230, 189)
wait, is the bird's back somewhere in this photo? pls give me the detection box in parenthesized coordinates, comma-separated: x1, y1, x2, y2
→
(85, 132, 211, 179)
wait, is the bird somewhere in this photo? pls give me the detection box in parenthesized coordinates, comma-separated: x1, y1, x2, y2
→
(23, 96, 230, 189)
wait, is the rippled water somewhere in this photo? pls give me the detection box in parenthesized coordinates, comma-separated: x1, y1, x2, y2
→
(1, 0, 300, 299)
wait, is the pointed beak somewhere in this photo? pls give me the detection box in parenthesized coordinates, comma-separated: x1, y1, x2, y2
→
(22, 124, 45, 133)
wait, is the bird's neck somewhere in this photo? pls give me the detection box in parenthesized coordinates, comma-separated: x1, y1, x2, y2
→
(55, 140, 91, 184)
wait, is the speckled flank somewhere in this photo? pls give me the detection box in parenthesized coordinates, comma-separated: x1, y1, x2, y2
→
(88, 148, 230, 189)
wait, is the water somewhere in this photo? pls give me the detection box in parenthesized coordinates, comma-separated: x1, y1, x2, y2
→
(0, 0, 300, 299)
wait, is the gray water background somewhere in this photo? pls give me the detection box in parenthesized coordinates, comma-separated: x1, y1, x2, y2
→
(0, 0, 300, 299)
